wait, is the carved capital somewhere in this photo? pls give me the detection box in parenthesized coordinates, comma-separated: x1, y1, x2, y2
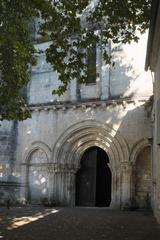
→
(47, 163, 78, 173)
(120, 162, 132, 173)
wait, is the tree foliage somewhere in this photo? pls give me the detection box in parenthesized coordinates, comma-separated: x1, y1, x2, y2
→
(0, 0, 151, 120)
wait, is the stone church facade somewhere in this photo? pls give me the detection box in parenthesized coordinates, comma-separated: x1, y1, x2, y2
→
(0, 32, 153, 209)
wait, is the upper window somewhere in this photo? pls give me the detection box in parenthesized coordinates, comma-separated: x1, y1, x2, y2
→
(86, 44, 96, 84)
(29, 18, 46, 43)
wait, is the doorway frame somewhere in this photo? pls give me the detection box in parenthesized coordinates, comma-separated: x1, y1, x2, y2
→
(52, 120, 130, 208)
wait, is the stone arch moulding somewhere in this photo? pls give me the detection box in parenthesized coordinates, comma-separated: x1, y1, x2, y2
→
(52, 120, 130, 168)
(24, 141, 52, 164)
(51, 120, 130, 208)
(130, 138, 151, 165)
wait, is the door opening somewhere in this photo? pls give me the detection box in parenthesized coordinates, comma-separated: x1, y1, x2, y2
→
(75, 147, 111, 207)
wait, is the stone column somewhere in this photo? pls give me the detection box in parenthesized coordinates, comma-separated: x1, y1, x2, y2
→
(47, 167, 54, 204)
(19, 163, 28, 204)
(131, 165, 137, 206)
(121, 162, 133, 209)
(110, 167, 121, 209)
(48, 164, 77, 206)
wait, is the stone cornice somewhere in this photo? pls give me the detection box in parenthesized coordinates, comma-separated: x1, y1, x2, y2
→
(29, 97, 151, 113)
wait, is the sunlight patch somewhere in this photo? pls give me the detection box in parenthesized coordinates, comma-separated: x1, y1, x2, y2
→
(7, 209, 59, 230)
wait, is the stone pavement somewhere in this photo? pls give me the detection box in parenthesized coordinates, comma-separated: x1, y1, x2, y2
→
(0, 206, 160, 240)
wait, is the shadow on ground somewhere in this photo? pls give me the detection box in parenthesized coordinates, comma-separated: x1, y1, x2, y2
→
(0, 207, 160, 240)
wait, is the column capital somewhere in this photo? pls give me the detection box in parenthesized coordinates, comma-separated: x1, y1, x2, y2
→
(47, 163, 78, 173)
(120, 161, 133, 172)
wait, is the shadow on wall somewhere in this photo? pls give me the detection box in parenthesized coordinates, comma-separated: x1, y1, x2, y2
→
(116, 101, 152, 209)
(110, 46, 140, 99)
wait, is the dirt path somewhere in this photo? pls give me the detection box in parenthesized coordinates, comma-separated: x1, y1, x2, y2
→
(0, 207, 160, 240)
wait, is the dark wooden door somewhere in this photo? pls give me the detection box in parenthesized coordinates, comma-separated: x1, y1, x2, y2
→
(76, 147, 97, 206)
(96, 148, 111, 206)
(76, 147, 112, 207)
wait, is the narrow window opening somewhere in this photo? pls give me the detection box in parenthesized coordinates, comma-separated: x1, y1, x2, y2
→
(86, 45, 97, 84)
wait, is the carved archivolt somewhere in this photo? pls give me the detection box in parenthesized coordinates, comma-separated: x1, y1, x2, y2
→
(52, 120, 130, 169)
(24, 141, 51, 165)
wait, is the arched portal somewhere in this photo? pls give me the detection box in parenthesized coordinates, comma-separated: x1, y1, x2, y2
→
(76, 147, 111, 207)
(135, 146, 151, 208)
(52, 120, 130, 207)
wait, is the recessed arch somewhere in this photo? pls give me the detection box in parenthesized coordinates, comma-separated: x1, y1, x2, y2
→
(23, 141, 51, 204)
(130, 138, 152, 209)
(52, 120, 130, 169)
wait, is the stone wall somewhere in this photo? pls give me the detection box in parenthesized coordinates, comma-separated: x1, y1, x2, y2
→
(0, 121, 19, 205)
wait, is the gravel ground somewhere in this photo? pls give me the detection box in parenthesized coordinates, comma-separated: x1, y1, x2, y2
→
(0, 206, 160, 240)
